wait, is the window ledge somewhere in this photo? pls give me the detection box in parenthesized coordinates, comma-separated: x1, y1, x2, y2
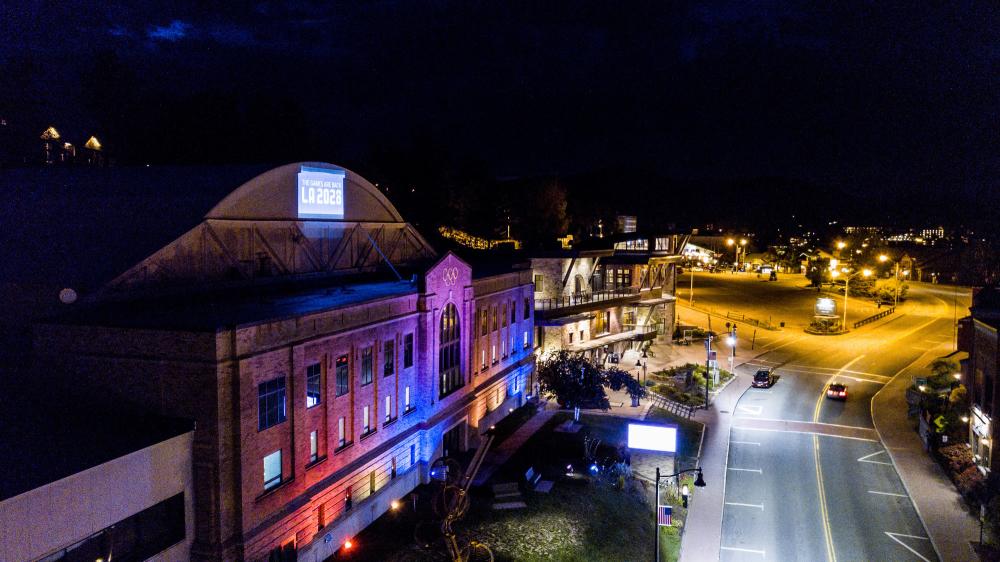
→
(335, 441, 354, 454)
(360, 428, 377, 441)
(383, 417, 398, 428)
(257, 476, 294, 501)
(306, 455, 327, 470)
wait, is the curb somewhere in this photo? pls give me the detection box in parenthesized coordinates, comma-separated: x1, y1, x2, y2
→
(870, 351, 946, 562)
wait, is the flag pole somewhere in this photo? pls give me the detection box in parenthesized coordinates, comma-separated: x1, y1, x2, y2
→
(655, 466, 660, 562)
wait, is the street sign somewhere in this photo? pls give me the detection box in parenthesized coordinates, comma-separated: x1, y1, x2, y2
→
(815, 297, 837, 317)
(708, 350, 717, 361)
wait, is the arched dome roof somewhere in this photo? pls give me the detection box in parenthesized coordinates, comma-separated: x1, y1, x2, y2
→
(205, 162, 404, 222)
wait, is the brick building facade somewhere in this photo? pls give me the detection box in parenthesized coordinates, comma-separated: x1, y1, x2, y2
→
(33, 162, 534, 561)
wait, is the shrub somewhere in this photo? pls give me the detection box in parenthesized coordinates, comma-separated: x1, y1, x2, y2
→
(939, 443, 975, 475)
(955, 465, 985, 498)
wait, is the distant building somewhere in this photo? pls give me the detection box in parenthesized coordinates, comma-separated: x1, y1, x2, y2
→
(0, 405, 194, 561)
(34, 162, 535, 561)
(616, 214, 637, 234)
(529, 232, 687, 362)
(963, 286, 1000, 474)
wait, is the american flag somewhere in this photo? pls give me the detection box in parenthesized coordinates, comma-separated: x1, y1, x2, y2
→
(658, 505, 672, 526)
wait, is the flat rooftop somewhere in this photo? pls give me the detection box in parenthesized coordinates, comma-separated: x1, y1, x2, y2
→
(0, 384, 194, 502)
(53, 277, 420, 331)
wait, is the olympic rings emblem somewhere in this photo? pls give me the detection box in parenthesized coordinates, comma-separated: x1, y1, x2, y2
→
(442, 267, 459, 286)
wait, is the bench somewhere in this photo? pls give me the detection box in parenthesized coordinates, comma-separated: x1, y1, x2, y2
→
(525, 467, 542, 489)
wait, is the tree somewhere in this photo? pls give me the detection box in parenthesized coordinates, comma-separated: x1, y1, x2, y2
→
(536, 351, 609, 410)
(606, 366, 647, 403)
(806, 258, 831, 287)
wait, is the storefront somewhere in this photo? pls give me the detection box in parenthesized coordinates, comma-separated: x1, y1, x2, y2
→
(970, 405, 992, 473)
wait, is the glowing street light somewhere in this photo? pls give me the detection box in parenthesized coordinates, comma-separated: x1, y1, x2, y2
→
(834, 267, 871, 331)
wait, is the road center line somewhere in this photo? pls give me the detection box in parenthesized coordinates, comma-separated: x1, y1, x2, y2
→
(721, 546, 766, 555)
(725, 501, 764, 510)
(868, 490, 908, 498)
(727, 467, 763, 473)
(813, 355, 867, 424)
(814, 435, 837, 562)
(731, 440, 760, 446)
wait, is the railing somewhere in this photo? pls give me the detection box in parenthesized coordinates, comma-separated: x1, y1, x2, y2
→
(725, 311, 776, 330)
(534, 287, 640, 311)
(853, 306, 896, 329)
(621, 324, 659, 337)
(647, 390, 698, 418)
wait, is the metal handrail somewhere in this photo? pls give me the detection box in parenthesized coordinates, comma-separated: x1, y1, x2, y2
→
(534, 287, 640, 311)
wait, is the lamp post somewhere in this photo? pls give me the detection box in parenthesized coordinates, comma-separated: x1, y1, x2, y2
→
(655, 467, 706, 562)
(830, 267, 872, 331)
(726, 238, 736, 272)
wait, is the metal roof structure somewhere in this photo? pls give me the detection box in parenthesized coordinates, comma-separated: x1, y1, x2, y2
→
(103, 162, 436, 298)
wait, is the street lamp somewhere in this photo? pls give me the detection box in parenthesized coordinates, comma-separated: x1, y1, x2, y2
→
(654, 467, 706, 562)
(830, 267, 872, 331)
(726, 238, 736, 271)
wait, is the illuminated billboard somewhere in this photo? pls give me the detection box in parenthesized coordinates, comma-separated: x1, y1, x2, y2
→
(297, 166, 346, 219)
(627, 423, 677, 453)
(815, 297, 837, 317)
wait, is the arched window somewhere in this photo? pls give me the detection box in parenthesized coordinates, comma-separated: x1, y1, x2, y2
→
(439, 303, 462, 398)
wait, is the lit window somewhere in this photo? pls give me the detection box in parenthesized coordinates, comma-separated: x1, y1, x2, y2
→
(502, 303, 507, 327)
(257, 377, 287, 431)
(385, 395, 392, 422)
(306, 363, 322, 408)
(492, 306, 498, 331)
(263, 450, 282, 490)
(309, 430, 318, 463)
(405, 386, 411, 409)
(501, 338, 506, 357)
(363, 406, 370, 433)
(404, 333, 414, 368)
(533, 275, 543, 292)
(491, 344, 497, 364)
(523, 331, 529, 349)
(481, 349, 486, 370)
(410, 443, 416, 466)
(335, 355, 349, 396)
(338, 417, 346, 447)
(361, 347, 373, 386)
(439, 303, 463, 398)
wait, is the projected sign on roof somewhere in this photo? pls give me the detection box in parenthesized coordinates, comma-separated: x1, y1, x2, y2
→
(297, 166, 346, 219)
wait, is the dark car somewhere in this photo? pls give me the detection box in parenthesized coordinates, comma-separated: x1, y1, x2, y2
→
(826, 383, 848, 400)
(752, 368, 775, 388)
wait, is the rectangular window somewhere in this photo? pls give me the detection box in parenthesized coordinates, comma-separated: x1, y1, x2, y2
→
(501, 338, 507, 357)
(524, 331, 529, 349)
(481, 349, 486, 370)
(363, 405, 370, 433)
(257, 377, 287, 431)
(502, 303, 508, 327)
(404, 333, 414, 367)
(480, 309, 488, 336)
(306, 363, 322, 408)
(580, 330, 584, 342)
(309, 430, 318, 463)
(533, 274, 543, 292)
(405, 386, 411, 409)
(264, 450, 282, 490)
(410, 444, 416, 466)
(361, 347, 373, 386)
(370, 470, 376, 494)
(510, 334, 515, 355)
(511, 300, 516, 324)
(384, 340, 395, 376)
(569, 332, 574, 344)
(338, 417, 346, 447)
(492, 306, 498, 331)
(491, 344, 497, 364)
(336, 355, 349, 396)
(385, 395, 392, 422)
(318, 504, 326, 530)
(524, 297, 530, 319)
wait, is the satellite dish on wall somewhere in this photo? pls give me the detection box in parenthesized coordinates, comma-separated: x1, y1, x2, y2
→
(59, 288, 78, 304)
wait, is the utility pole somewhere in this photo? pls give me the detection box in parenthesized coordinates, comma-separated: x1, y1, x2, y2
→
(704, 334, 714, 408)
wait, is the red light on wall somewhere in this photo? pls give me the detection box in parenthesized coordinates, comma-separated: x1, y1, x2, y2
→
(344, 539, 354, 550)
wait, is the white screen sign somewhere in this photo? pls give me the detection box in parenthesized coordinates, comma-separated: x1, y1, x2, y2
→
(627, 423, 677, 453)
(297, 167, 346, 218)
(815, 297, 837, 316)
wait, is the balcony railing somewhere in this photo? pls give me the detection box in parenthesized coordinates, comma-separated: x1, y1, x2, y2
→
(621, 323, 659, 336)
(534, 287, 640, 311)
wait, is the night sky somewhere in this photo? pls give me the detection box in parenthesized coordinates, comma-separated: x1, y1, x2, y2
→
(2, 1, 998, 210)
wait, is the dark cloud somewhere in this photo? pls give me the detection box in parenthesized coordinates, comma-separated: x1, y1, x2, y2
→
(147, 19, 192, 41)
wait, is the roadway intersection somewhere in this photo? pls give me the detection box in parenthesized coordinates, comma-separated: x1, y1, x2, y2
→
(676, 272, 969, 561)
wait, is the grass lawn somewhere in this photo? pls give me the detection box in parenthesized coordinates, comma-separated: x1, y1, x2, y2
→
(345, 410, 702, 562)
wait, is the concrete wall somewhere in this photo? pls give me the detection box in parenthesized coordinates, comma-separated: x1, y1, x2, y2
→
(0, 431, 194, 562)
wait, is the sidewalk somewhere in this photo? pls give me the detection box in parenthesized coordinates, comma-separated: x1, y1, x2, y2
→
(872, 351, 980, 561)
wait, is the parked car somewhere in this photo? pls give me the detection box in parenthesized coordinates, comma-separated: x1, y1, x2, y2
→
(752, 368, 776, 388)
(826, 383, 849, 400)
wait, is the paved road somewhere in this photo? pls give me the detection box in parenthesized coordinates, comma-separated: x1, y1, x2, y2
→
(684, 275, 969, 562)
